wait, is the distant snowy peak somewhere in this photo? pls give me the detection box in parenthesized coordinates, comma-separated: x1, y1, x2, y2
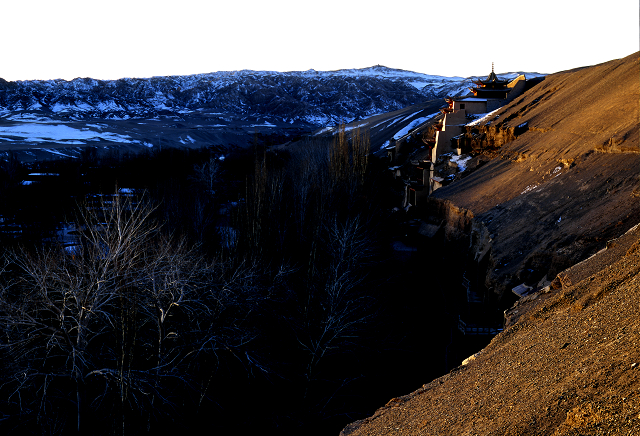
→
(189, 65, 470, 91)
(191, 65, 537, 83)
(185, 65, 462, 80)
(332, 65, 466, 81)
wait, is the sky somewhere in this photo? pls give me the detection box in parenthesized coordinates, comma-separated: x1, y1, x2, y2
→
(2, 0, 638, 82)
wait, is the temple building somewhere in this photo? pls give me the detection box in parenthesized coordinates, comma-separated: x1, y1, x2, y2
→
(428, 65, 527, 164)
(470, 63, 512, 99)
(400, 65, 530, 205)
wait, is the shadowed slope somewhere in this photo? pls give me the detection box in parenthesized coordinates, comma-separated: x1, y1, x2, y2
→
(341, 225, 640, 435)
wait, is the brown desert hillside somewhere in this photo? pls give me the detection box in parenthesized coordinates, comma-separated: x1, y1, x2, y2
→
(340, 53, 640, 435)
(431, 52, 639, 300)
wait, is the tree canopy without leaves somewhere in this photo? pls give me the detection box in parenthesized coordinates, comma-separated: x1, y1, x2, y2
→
(0, 194, 268, 435)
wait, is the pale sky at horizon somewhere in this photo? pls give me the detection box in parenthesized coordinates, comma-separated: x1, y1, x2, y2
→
(2, 0, 638, 82)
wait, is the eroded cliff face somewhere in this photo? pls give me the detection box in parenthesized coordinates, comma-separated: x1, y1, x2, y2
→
(452, 123, 523, 153)
(423, 197, 475, 241)
(421, 197, 493, 278)
(428, 52, 640, 301)
(421, 197, 503, 309)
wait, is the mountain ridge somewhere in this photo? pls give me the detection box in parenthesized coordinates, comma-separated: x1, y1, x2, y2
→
(0, 65, 542, 161)
(0, 66, 542, 125)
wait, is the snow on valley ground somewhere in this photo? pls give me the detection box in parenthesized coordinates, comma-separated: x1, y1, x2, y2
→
(0, 111, 297, 161)
(0, 118, 155, 159)
(0, 123, 137, 145)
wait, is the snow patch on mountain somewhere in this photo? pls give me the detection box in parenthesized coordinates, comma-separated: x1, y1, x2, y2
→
(450, 154, 472, 171)
(179, 135, 197, 144)
(393, 113, 438, 140)
(37, 148, 79, 159)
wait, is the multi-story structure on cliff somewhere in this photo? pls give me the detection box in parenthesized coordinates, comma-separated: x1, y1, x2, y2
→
(428, 65, 527, 164)
(403, 66, 530, 208)
(415, 66, 527, 198)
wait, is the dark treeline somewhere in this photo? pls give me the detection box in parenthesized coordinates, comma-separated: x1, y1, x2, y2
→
(0, 134, 479, 435)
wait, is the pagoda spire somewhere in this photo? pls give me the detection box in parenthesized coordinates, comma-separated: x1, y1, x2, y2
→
(470, 62, 509, 97)
(486, 62, 499, 83)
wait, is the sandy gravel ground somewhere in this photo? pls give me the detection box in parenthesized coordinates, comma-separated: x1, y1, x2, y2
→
(341, 224, 640, 435)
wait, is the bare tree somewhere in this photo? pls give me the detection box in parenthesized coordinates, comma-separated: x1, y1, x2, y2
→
(0, 192, 268, 435)
(192, 156, 222, 196)
(294, 216, 375, 393)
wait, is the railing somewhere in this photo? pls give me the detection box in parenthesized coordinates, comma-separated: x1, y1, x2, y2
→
(458, 316, 502, 336)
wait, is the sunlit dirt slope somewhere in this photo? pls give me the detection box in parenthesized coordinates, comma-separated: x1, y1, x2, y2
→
(434, 52, 639, 300)
(340, 52, 640, 435)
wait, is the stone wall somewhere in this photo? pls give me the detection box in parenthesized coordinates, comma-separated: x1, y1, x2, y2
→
(453, 100, 487, 113)
(507, 74, 526, 95)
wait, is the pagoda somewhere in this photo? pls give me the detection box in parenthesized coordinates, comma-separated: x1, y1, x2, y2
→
(470, 63, 511, 99)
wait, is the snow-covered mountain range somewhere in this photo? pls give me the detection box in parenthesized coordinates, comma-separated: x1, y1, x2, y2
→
(0, 66, 541, 126)
(0, 67, 544, 161)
